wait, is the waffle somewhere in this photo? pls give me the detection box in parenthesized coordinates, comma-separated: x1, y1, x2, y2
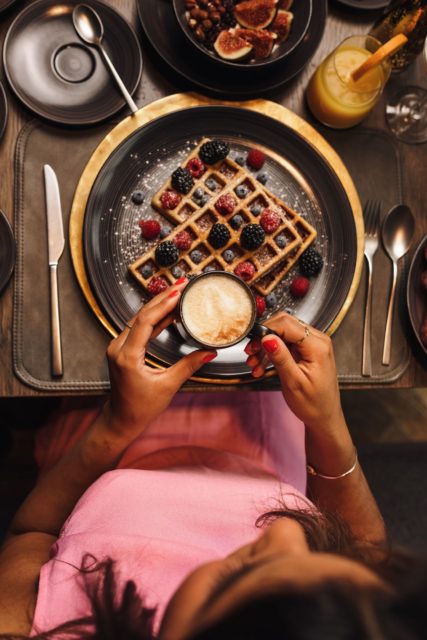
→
(129, 138, 317, 295)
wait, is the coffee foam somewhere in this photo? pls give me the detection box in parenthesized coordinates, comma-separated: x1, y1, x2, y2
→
(182, 275, 253, 346)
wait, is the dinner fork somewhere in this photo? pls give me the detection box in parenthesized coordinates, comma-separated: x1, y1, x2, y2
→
(362, 200, 380, 377)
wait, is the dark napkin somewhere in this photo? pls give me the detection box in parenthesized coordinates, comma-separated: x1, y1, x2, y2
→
(13, 122, 408, 391)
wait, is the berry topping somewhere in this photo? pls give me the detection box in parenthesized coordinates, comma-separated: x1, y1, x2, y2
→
(235, 184, 249, 199)
(141, 264, 153, 279)
(204, 264, 216, 273)
(240, 223, 265, 250)
(208, 223, 231, 249)
(160, 190, 182, 210)
(215, 194, 237, 216)
(205, 178, 217, 191)
(172, 266, 184, 279)
(247, 148, 266, 170)
(171, 167, 194, 194)
(235, 154, 245, 166)
(200, 194, 210, 205)
(199, 139, 230, 165)
(160, 225, 172, 239)
(148, 276, 168, 296)
(186, 157, 206, 178)
(230, 214, 244, 230)
(235, 261, 256, 282)
(255, 295, 266, 317)
(257, 172, 268, 185)
(155, 241, 180, 267)
(223, 249, 235, 263)
(193, 187, 204, 201)
(190, 249, 203, 264)
(299, 247, 324, 277)
(139, 218, 161, 240)
(260, 208, 281, 234)
(131, 190, 145, 205)
(266, 292, 277, 308)
(250, 203, 262, 216)
(275, 234, 286, 249)
(173, 230, 193, 251)
(290, 276, 310, 298)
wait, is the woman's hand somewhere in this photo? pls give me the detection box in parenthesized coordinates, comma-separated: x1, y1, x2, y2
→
(105, 278, 217, 442)
(245, 312, 345, 434)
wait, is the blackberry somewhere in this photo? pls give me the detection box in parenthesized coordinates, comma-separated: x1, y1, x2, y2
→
(155, 241, 179, 267)
(266, 293, 277, 308)
(299, 247, 323, 277)
(171, 167, 194, 194)
(240, 224, 265, 251)
(199, 140, 230, 165)
(208, 223, 231, 249)
(230, 214, 244, 230)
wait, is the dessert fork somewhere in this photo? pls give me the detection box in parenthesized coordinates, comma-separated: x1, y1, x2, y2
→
(362, 200, 380, 377)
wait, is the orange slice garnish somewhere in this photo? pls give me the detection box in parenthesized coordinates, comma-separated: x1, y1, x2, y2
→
(351, 34, 408, 83)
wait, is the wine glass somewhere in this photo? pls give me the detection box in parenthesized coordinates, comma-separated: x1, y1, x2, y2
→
(385, 36, 427, 143)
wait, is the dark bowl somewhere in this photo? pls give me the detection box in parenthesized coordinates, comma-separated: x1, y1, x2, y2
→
(173, 0, 312, 70)
(406, 234, 427, 359)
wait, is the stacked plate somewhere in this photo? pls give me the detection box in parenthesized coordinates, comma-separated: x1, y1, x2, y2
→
(138, 0, 327, 96)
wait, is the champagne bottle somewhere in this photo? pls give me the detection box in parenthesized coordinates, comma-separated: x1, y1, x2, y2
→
(369, 0, 427, 71)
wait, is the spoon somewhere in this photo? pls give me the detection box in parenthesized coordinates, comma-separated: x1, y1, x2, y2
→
(381, 204, 415, 365)
(72, 4, 138, 114)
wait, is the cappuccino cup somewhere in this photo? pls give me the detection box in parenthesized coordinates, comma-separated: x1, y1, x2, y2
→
(178, 271, 270, 349)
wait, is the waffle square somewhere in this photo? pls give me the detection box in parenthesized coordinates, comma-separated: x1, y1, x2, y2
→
(129, 138, 317, 294)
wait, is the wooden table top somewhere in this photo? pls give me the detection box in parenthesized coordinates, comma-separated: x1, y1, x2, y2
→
(0, 0, 426, 396)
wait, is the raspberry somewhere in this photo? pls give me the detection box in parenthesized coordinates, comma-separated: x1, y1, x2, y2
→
(290, 276, 310, 298)
(186, 157, 206, 178)
(247, 149, 266, 170)
(299, 247, 323, 277)
(139, 218, 161, 240)
(215, 194, 237, 216)
(255, 295, 266, 317)
(155, 241, 180, 267)
(260, 208, 281, 234)
(148, 276, 168, 296)
(160, 190, 182, 210)
(235, 261, 256, 282)
(240, 224, 265, 250)
(171, 167, 194, 194)
(173, 230, 193, 251)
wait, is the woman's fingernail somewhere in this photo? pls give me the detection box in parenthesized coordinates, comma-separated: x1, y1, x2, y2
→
(176, 277, 187, 285)
(244, 339, 261, 355)
(168, 290, 180, 298)
(203, 352, 217, 363)
(263, 339, 279, 353)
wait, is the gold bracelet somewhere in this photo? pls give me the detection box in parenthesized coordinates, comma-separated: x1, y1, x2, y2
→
(307, 448, 358, 480)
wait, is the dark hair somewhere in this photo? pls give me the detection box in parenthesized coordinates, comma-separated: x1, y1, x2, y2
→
(1, 508, 425, 640)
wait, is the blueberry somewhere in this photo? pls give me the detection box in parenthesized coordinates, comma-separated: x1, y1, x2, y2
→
(266, 293, 277, 308)
(230, 214, 244, 230)
(200, 194, 210, 205)
(204, 264, 216, 272)
(235, 155, 245, 166)
(160, 225, 172, 239)
(131, 190, 145, 205)
(223, 249, 235, 263)
(193, 187, 204, 200)
(172, 266, 183, 279)
(250, 204, 262, 217)
(257, 172, 268, 185)
(235, 184, 249, 199)
(275, 234, 286, 249)
(205, 178, 217, 191)
(141, 264, 153, 279)
(190, 249, 203, 264)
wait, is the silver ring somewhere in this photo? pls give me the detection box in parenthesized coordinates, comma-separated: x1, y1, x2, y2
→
(125, 322, 133, 330)
(295, 326, 311, 345)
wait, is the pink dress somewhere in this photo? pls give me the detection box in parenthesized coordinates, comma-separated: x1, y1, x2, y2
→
(32, 391, 309, 635)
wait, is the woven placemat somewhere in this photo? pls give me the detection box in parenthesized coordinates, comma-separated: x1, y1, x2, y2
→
(13, 121, 408, 391)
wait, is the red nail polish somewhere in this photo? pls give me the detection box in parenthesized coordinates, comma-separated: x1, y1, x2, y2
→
(203, 352, 217, 363)
(168, 290, 180, 298)
(263, 339, 279, 353)
(176, 277, 187, 284)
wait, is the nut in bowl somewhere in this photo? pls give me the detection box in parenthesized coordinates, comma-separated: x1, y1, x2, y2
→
(173, 0, 313, 69)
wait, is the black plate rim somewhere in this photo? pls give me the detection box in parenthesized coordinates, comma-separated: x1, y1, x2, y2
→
(407, 234, 427, 358)
(0, 209, 16, 295)
(81, 106, 358, 378)
(0, 82, 8, 140)
(2, 0, 143, 126)
(137, 0, 327, 96)
(172, 0, 313, 71)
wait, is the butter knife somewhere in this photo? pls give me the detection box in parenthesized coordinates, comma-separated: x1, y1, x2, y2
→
(44, 165, 65, 377)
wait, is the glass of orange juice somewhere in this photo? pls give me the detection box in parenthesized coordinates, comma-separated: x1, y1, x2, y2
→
(306, 35, 391, 129)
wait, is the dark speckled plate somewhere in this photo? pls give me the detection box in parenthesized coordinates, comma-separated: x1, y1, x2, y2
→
(3, 0, 142, 125)
(83, 106, 358, 379)
(0, 82, 7, 140)
(0, 209, 15, 295)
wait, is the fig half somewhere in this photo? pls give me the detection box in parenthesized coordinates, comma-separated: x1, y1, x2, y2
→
(234, 0, 278, 30)
(270, 9, 293, 41)
(213, 29, 254, 61)
(235, 28, 276, 59)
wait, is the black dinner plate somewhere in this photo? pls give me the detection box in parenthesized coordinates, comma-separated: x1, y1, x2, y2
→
(137, 0, 327, 97)
(0, 0, 20, 12)
(407, 235, 427, 359)
(0, 82, 7, 140)
(332, 0, 390, 9)
(3, 0, 142, 126)
(0, 209, 15, 295)
(83, 106, 357, 379)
